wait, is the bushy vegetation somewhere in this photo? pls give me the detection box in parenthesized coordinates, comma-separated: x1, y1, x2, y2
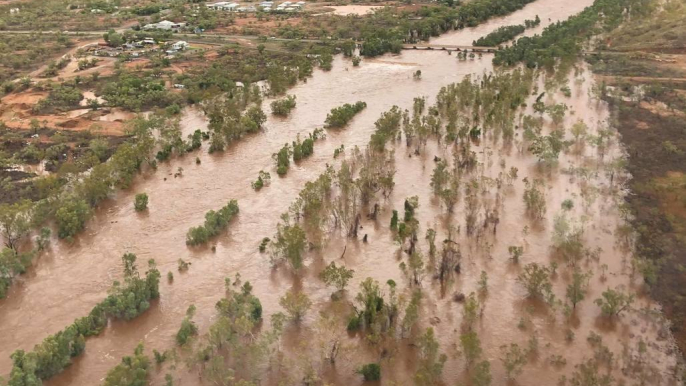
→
(0, 33, 74, 84)
(324, 101, 367, 128)
(472, 16, 539, 46)
(252, 170, 272, 191)
(186, 200, 239, 246)
(177, 48, 315, 102)
(357, 363, 381, 381)
(102, 344, 150, 386)
(134, 193, 149, 212)
(204, 87, 266, 153)
(101, 71, 182, 111)
(285, 0, 541, 57)
(493, 0, 653, 68)
(0, 0, 130, 31)
(7, 254, 160, 385)
(32, 83, 83, 114)
(176, 305, 198, 345)
(270, 95, 297, 116)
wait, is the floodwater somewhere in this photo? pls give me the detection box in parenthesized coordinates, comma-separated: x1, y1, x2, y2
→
(0, 0, 681, 384)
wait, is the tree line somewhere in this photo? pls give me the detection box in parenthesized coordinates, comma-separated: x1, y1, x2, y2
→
(7, 254, 160, 386)
(493, 0, 652, 68)
(472, 16, 540, 47)
(186, 200, 239, 246)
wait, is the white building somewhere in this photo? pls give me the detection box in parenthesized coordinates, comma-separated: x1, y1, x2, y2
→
(172, 41, 189, 50)
(142, 20, 186, 31)
(206, 2, 239, 11)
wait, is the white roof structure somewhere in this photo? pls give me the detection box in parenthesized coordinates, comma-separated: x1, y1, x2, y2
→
(172, 41, 189, 50)
(143, 20, 186, 30)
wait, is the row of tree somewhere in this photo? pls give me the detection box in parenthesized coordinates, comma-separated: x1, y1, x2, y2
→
(186, 200, 240, 246)
(493, 0, 652, 68)
(472, 15, 539, 47)
(324, 101, 367, 129)
(7, 254, 160, 386)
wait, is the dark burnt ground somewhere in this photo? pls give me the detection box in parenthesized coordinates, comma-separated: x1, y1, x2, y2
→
(607, 80, 686, 353)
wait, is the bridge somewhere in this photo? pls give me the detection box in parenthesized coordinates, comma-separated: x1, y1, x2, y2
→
(402, 44, 497, 53)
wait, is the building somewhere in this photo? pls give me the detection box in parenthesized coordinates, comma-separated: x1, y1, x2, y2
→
(142, 20, 186, 31)
(172, 41, 189, 51)
(206, 2, 239, 11)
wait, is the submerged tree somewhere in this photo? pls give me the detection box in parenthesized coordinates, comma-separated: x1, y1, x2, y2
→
(102, 343, 150, 386)
(594, 287, 634, 317)
(0, 200, 33, 251)
(414, 328, 447, 386)
(460, 331, 482, 368)
(270, 221, 307, 271)
(566, 269, 592, 309)
(319, 262, 354, 296)
(517, 263, 552, 300)
(523, 178, 546, 220)
(500, 343, 527, 380)
(279, 290, 312, 322)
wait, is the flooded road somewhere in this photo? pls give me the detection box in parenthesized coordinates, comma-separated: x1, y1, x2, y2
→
(1, 0, 680, 384)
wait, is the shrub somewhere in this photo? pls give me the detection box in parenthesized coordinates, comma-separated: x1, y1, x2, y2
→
(134, 193, 149, 211)
(270, 95, 297, 116)
(357, 363, 381, 381)
(186, 200, 239, 245)
(324, 101, 367, 128)
(55, 198, 91, 240)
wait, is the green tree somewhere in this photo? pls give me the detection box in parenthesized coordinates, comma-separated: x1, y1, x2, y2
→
(134, 193, 149, 212)
(472, 360, 493, 386)
(319, 262, 354, 295)
(271, 222, 307, 270)
(460, 331, 482, 368)
(566, 269, 591, 309)
(523, 179, 546, 219)
(569, 359, 613, 386)
(500, 343, 527, 380)
(55, 199, 91, 240)
(414, 327, 447, 386)
(463, 293, 480, 330)
(176, 305, 198, 346)
(356, 363, 380, 381)
(279, 290, 312, 322)
(517, 263, 552, 300)
(0, 200, 33, 251)
(594, 287, 634, 317)
(102, 343, 150, 386)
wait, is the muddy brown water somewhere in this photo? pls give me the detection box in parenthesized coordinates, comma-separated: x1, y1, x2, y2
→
(0, 0, 681, 384)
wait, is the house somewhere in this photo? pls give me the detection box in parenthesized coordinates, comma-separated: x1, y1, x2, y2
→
(143, 38, 156, 45)
(172, 41, 189, 51)
(142, 20, 186, 31)
(206, 2, 239, 11)
(173, 84, 186, 89)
